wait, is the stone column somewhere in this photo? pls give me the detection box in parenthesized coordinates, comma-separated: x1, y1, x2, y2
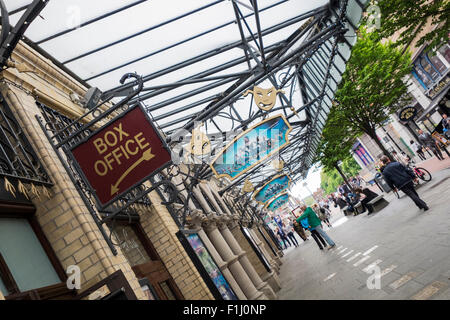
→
(219, 218, 277, 299)
(199, 182, 224, 215)
(186, 211, 247, 300)
(204, 216, 267, 300)
(254, 224, 283, 271)
(193, 186, 214, 215)
(247, 226, 282, 292)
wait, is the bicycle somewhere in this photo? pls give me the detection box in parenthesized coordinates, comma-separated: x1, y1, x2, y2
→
(407, 161, 432, 182)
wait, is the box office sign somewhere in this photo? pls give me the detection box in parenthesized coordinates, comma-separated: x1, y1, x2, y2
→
(71, 104, 171, 207)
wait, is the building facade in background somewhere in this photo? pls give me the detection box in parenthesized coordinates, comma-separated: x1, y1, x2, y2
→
(352, 20, 449, 178)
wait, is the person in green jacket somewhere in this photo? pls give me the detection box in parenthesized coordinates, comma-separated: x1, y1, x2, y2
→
(296, 205, 336, 250)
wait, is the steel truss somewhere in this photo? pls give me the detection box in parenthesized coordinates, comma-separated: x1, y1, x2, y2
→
(7, 0, 361, 228)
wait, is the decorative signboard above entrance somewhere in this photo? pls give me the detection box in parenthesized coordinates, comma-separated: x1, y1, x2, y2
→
(210, 115, 292, 181)
(71, 104, 172, 207)
(264, 192, 290, 211)
(398, 106, 417, 122)
(426, 75, 450, 100)
(253, 174, 291, 205)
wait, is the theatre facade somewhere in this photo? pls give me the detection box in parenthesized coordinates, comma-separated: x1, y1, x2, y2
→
(0, 0, 366, 300)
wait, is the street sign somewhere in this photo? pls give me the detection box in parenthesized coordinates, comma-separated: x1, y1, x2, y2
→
(398, 106, 417, 122)
(71, 104, 171, 208)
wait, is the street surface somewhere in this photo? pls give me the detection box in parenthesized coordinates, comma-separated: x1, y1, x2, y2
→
(278, 157, 450, 300)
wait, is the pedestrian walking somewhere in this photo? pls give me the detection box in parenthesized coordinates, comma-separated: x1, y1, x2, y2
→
(276, 227, 291, 250)
(282, 222, 299, 247)
(418, 129, 445, 160)
(380, 155, 429, 211)
(296, 204, 336, 250)
(442, 114, 450, 138)
(292, 220, 308, 242)
(410, 140, 426, 161)
(318, 205, 332, 228)
(299, 217, 327, 250)
(392, 151, 408, 166)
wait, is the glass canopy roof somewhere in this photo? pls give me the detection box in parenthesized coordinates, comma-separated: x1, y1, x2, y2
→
(4, 0, 368, 195)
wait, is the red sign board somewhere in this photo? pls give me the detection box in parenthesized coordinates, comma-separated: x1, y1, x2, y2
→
(71, 105, 171, 207)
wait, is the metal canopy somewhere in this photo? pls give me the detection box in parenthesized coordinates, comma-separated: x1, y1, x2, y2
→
(3, 0, 367, 197)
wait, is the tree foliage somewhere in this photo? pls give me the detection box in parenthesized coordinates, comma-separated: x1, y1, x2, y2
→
(313, 105, 357, 172)
(374, 0, 450, 52)
(320, 157, 361, 195)
(333, 28, 412, 158)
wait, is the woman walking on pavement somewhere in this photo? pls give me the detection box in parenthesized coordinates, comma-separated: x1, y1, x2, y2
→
(276, 227, 291, 250)
(410, 140, 426, 161)
(317, 204, 332, 228)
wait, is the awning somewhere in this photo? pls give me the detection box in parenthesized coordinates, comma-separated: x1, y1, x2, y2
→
(3, 0, 368, 191)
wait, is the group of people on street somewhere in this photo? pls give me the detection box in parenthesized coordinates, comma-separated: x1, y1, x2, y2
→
(268, 115, 448, 260)
(417, 129, 447, 161)
(274, 200, 336, 251)
(328, 181, 380, 216)
(275, 221, 299, 250)
(294, 204, 336, 251)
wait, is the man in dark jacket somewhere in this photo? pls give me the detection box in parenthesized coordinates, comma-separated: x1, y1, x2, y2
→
(380, 156, 429, 211)
(418, 129, 444, 160)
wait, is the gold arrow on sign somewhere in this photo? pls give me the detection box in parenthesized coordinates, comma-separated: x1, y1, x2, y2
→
(110, 148, 155, 196)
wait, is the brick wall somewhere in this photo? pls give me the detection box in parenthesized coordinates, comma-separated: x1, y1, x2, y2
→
(140, 191, 214, 300)
(1, 79, 146, 300)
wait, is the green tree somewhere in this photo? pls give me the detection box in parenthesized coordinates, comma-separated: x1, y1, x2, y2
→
(319, 158, 361, 195)
(374, 0, 450, 52)
(314, 103, 357, 189)
(341, 157, 361, 177)
(334, 28, 412, 160)
(320, 169, 344, 195)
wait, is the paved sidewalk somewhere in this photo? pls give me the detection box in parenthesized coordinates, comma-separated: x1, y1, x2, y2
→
(278, 167, 450, 300)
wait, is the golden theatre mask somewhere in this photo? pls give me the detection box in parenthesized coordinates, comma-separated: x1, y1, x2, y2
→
(243, 86, 284, 111)
(242, 179, 254, 193)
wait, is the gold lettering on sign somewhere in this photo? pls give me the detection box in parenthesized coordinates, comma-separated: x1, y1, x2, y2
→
(90, 122, 156, 195)
(428, 76, 450, 99)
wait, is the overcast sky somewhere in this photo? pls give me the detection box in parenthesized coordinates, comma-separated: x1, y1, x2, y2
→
(290, 165, 322, 200)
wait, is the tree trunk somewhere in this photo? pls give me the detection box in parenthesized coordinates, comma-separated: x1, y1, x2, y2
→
(366, 130, 394, 162)
(334, 162, 353, 192)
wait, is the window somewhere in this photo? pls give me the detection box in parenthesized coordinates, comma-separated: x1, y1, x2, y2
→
(0, 213, 64, 298)
(413, 66, 433, 89)
(412, 47, 449, 90)
(419, 56, 439, 80)
(428, 53, 447, 74)
(438, 43, 450, 64)
(112, 224, 151, 267)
